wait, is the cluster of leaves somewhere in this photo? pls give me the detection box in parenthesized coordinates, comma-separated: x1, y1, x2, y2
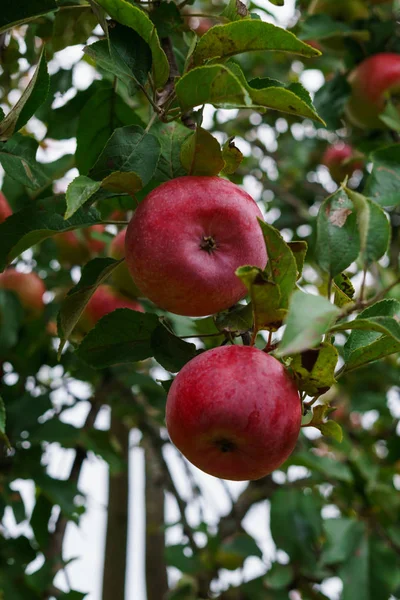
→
(0, 0, 400, 598)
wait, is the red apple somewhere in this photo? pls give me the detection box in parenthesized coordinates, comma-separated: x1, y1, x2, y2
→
(125, 177, 267, 317)
(80, 285, 143, 330)
(0, 269, 45, 315)
(166, 345, 301, 481)
(346, 53, 400, 129)
(109, 229, 142, 298)
(0, 191, 12, 224)
(321, 143, 363, 183)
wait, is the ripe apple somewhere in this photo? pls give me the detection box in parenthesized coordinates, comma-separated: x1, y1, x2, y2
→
(80, 285, 143, 331)
(0, 269, 45, 315)
(125, 176, 267, 317)
(321, 143, 363, 183)
(346, 53, 400, 129)
(166, 345, 301, 481)
(109, 229, 142, 298)
(309, 0, 369, 21)
(0, 191, 12, 224)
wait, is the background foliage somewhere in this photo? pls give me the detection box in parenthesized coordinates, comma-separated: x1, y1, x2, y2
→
(0, 0, 400, 599)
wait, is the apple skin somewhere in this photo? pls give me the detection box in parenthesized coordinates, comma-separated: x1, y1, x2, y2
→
(166, 345, 301, 481)
(109, 229, 142, 298)
(81, 285, 143, 330)
(0, 192, 12, 224)
(0, 269, 45, 315)
(346, 53, 400, 129)
(125, 177, 267, 317)
(84, 224, 107, 254)
(322, 143, 363, 183)
(54, 231, 90, 266)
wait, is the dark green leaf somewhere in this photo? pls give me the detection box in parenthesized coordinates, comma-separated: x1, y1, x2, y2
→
(221, 0, 249, 21)
(287, 241, 307, 280)
(0, 134, 50, 190)
(57, 257, 123, 356)
(0, 289, 24, 349)
(236, 267, 287, 332)
(65, 176, 102, 220)
(150, 121, 191, 181)
(52, 6, 98, 51)
(95, 0, 169, 88)
(290, 342, 338, 396)
(151, 325, 197, 372)
(314, 74, 351, 131)
(0, 0, 58, 34)
(365, 144, 400, 207)
(264, 563, 294, 590)
(322, 518, 365, 566)
(76, 309, 160, 368)
(0, 195, 101, 270)
(316, 189, 360, 277)
(0, 48, 49, 141)
(75, 87, 144, 175)
(90, 125, 161, 187)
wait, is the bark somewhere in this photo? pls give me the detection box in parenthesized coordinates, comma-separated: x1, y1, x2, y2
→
(102, 415, 130, 600)
(143, 436, 169, 600)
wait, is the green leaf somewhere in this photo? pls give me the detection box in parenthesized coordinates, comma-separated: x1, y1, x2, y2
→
(65, 176, 102, 220)
(277, 291, 340, 356)
(333, 273, 355, 308)
(268, 0, 284, 4)
(214, 302, 253, 334)
(0, 0, 58, 34)
(0, 289, 24, 349)
(318, 419, 343, 442)
(332, 316, 400, 342)
(287, 450, 353, 482)
(192, 20, 320, 66)
(95, 0, 169, 88)
(150, 121, 191, 181)
(57, 257, 123, 357)
(150, 1, 184, 38)
(290, 342, 338, 396)
(101, 171, 143, 194)
(89, 125, 161, 187)
(236, 267, 287, 332)
(52, 6, 98, 52)
(151, 325, 197, 372)
(0, 134, 50, 190)
(76, 309, 160, 368)
(364, 144, 400, 207)
(264, 563, 294, 590)
(345, 188, 390, 266)
(75, 87, 145, 175)
(221, 0, 249, 21)
(229, 62, 324, 124)
(379, 99, 400, 131)
(221, 137, 243, 174)
(270, 488, 322, 569)
(109, 21, 152, 86)
(0, 48, 49, 141)
(299, 14, 370, 44)
(180, 127, 225, 176)
(30, 493, 53, 550)
(0, 196, 101, 271)
(316, 189, 360, 278)
(314, 74, 351, 131)
(287, 241, 307, 280)
(219, 533, 262, 561)
(342, 299, 400, 371)
(258, 221, 297, 308)
(322, 518, 365, 566)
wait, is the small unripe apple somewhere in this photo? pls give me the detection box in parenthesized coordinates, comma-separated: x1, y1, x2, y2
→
(80, 285, 143, 331)
(166, 345, 301, 481)
(0, 269, 45, 316)
(321, 143, 363, 183)
(125, 177, 267, 317)
(0, 191, 12, 224)
(346, 53, 400, 129)
(109, 229, 142, 298)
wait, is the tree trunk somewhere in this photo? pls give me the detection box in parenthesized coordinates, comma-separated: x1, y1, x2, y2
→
(143, 436, 169, 600)
(102, 414, 130, 600)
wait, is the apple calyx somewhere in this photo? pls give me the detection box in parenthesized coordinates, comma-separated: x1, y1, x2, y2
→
(200, 235, 217, 253)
